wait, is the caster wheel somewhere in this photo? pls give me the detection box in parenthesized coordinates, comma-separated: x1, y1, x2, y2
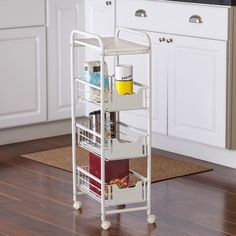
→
(147, 215, 156, 224)
(73, 201, 82, 210)
(101, 220, 111, 230)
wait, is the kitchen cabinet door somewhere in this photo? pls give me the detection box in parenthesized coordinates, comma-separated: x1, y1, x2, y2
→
(47, 0, 84, 121)
(85, 0, 115, 75)
(119, 32, 168, 135)
(168, 35, 227, 147)
(85, 0, 114, 36)
(0, 27, 46, 129)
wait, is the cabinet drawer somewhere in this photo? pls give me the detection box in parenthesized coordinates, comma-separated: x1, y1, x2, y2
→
(117, 0, 229, 40)
(0, 0, 45, 29)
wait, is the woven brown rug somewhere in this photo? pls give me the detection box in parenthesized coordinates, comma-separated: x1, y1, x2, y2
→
(22, 146, 212, 182)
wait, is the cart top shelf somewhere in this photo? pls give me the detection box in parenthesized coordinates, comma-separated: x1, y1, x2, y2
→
(74, 37, 150, 56)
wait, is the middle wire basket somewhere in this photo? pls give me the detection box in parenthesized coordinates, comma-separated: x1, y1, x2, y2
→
(76, 117, 148, 161)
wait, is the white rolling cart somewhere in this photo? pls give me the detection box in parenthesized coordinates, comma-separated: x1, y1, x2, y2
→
(70, 27, 156, 230)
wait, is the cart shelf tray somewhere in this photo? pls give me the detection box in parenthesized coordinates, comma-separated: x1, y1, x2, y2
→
(76, 77, 148, 112)
(77, 166, 147, 206)
(74, 37, 150, 56)
(78, 137, 147, 160)
(76, 119, 148, 160)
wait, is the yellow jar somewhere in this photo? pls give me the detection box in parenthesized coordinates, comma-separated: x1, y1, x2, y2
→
(115, 65, 133, 95)
(115, 80, 133, 95)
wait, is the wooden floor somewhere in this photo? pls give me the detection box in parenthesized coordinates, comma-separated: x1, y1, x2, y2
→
(1, 135, 236, 236)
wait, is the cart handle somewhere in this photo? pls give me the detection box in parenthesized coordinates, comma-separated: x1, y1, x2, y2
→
(70, 29, 104, 52)
(115, 27, 151, 48)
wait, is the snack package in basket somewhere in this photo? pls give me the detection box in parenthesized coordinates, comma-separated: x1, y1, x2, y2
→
(89, 152, 129, 196)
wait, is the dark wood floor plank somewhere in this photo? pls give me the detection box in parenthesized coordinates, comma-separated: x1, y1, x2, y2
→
(151, 195, 236, 236)
(0, 205, 83, 236)
(0, 162, 72, 204)
(156, 148, 236, 193)
(0, 192, 22, 205)
(149, 179, 236, 228)
(0, 135, 71, 156)
(0, 232, 9, 236)
(182, 172, 236, 193)
(150, 179, 236, 230)
(167, 179, 236, 213)
(131, 196, 234, 235)
(1, 135, 236, 235)
(0, 171, 154, 235)
(0, 183, 111, 236)
(21, 135, 71, 153)
(4, 157, 72, 183)
(0, 218, 42, 236)
(0, 142, 45, 156)
(105, 211, 195, 236)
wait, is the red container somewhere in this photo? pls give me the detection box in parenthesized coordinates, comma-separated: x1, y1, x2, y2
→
(89, 152, 129, 195)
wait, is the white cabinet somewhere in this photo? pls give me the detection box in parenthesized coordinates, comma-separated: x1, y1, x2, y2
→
(116, 0, 228, 148)
(135, 34, 227, 147)
(152, 34, 168, 135)
(15, 0, 114, 123)
(119, 32, 168, 135)
(0, 27, 47, 129)
(85, 0, 115, 74)
(168, 35, 227, 147)
(116, 25, 227, 148)
(0, 0, 45, 29)
(85, 0, 114, 37)
(116, 0, 229, 41)
(47, 0, 84, 120)
(0, 0, 230, 150)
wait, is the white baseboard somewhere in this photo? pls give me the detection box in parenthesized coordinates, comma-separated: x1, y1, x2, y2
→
(0, 120, 71, 145)
(153, 133, 236, 169)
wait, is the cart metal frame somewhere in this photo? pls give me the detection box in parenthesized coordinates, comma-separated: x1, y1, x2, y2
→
(70, 27, 156, 230)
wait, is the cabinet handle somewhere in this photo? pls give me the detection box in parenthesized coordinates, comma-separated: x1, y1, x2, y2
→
(166, 38, 173, 43)
(135, 9, 147, 17)
(189, 15, 203, 24)
(106, 1, 112, 5)
(159, 37, 165, 42)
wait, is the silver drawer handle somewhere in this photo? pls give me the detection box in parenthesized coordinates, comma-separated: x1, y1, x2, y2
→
(189, 15, 203, 24)
(135, 9, 147, 17)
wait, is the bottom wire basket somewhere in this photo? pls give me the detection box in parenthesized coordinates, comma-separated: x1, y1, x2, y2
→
(77, 166, 147, 206)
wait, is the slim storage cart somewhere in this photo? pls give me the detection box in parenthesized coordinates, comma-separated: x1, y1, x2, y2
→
(70, 27, 156, 230)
